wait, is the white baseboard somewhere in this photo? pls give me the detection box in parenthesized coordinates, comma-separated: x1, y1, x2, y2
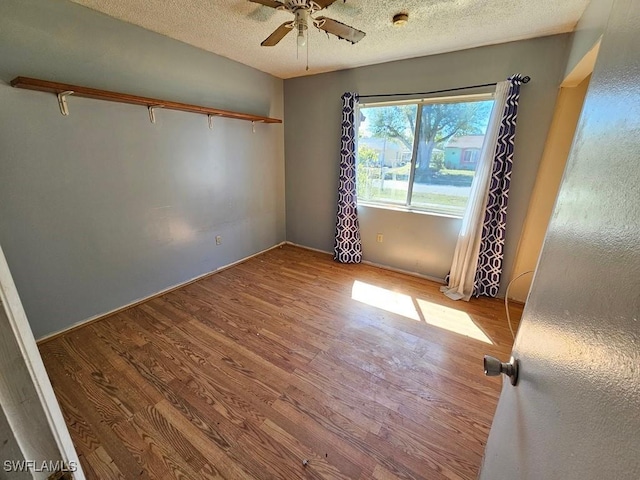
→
(37, 241, 286, 344)
(284, 241, 332, 256)
(285, 241, 446, 284)
(360, 260, 446, 284)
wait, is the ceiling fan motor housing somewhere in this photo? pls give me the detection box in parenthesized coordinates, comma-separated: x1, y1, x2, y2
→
(253, 0, 366, 47)
(286, 0, 313, 11)
(295, 9, 309, 29)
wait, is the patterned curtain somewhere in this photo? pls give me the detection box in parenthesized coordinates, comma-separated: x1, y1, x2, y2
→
(334, 92, 362, 263)
(473, 74, 525, 297)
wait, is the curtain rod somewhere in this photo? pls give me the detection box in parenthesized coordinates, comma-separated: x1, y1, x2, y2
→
(358, 75, 531, 99)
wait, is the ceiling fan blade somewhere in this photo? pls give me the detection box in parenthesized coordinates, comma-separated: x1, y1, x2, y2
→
(261, 22, 294, 46)
(313, 0, 339, 9)
(248, 0, 285, 9)
(315, 16, 366, 44)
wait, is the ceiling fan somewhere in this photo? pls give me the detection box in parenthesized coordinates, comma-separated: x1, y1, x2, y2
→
(248, 0, 366, 48)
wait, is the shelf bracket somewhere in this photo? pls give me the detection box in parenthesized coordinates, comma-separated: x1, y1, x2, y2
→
(148, 105, 164, 124)
(252, 121, 256, 133)
(208, 114, 215, 130)
(57, 91, 74, 116)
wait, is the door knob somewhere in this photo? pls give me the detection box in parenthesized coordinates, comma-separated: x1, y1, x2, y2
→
(484, 355, 519, 386)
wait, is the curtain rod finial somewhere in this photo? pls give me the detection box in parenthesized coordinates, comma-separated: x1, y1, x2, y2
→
(522, 76, 531, 83)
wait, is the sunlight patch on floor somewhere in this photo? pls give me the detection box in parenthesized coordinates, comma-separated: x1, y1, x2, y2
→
(416, 298, 492, 344)
(351, 280, 493, 344)
(351, 280, 420, 320)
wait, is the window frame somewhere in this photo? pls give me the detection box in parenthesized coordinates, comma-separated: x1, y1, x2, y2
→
(356, 92, 495, 218)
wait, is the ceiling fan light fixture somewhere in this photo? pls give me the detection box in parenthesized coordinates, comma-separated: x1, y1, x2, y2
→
(392, 13, 409, 27)
(297, 27, 307, 47)
(295, 9, 308, 47)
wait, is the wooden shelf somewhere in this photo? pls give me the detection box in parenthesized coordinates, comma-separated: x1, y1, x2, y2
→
(10, 77, 282, 124)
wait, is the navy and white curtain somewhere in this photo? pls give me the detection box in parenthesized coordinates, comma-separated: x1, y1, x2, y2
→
(442, 75, 524, 301)
(334, 92, 362, 263)
(473, 74, 524, 297)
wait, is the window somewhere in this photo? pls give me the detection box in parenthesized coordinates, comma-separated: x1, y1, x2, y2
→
(356, 94, 495, 217)
(462, 149, 480, 165)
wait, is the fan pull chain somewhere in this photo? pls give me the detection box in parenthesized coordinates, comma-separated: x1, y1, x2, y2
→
(306, 27, 309, 71)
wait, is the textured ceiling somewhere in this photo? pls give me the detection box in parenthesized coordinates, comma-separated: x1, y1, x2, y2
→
(70, 0, 590, 79)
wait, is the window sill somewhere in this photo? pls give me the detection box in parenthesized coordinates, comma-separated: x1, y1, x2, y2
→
(357, 201, 463, 220)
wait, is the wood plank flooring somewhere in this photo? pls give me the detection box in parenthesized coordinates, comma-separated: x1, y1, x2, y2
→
(38, 245, 522, 480)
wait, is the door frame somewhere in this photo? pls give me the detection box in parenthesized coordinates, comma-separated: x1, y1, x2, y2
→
(0, 244, 85, 479)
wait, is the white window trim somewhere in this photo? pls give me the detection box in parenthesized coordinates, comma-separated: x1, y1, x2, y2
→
(357, 200, 464, 219)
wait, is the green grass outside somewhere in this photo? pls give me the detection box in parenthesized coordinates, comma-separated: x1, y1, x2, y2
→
(442, 168, 476, 177)
(357, 164, 471, 213)
(384, 164, 410, 176)
(360, 187, 468, 209)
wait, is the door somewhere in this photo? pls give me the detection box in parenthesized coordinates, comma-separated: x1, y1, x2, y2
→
(479, 1, 640, 478)
(0, 244, 85, 480)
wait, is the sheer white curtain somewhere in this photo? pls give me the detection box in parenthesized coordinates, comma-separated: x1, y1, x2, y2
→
(441, 81, 510, 301)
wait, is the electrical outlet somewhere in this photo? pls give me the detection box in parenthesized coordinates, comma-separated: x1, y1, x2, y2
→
(376, 233, 383, 243)
(215, 235, 222, 245)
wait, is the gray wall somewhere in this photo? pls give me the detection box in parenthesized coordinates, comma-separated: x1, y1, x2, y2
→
(0, 0, 285, 338)
(358, 207, 461, 279)
(480, 0, 640, 477)
(284, 35, 570, 287)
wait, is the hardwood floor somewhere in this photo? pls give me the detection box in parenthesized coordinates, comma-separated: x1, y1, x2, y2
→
(38, 245, 522, 480)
